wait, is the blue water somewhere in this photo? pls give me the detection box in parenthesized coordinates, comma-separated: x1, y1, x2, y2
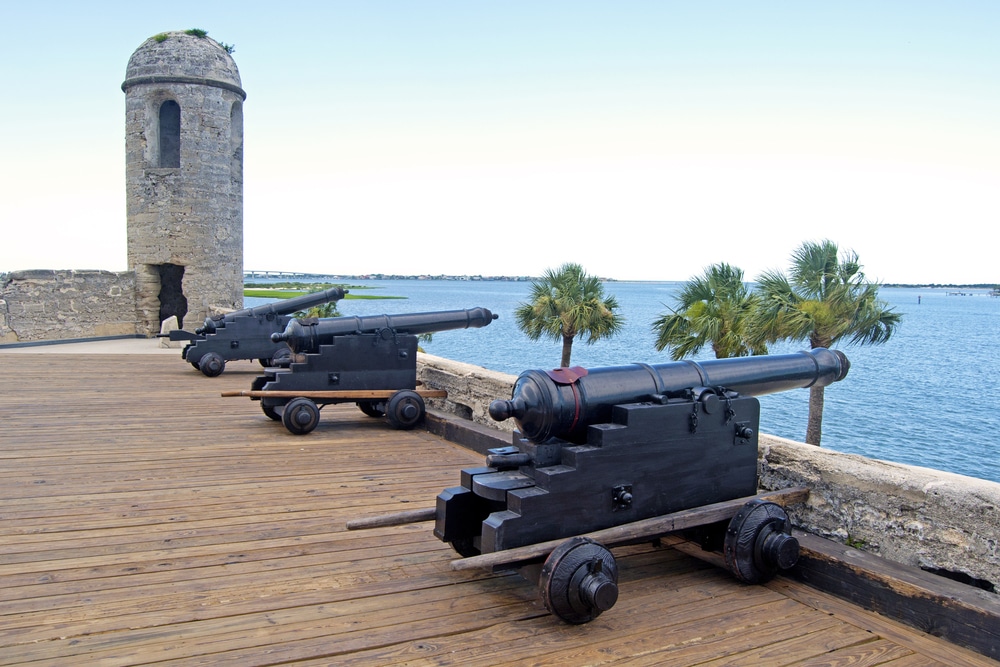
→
(247, 280, 1000, 483)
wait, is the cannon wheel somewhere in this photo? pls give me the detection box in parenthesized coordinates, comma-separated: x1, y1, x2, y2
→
(385, 390, 425, 430)
(357, 401, 385, 418)
(723, 500, 800, 584)
(261, 402, 282, 421)
(198, 352, 226, 377)
(539, 537, 620, 624)
(269, 346, 293, 367)
(281, 397, 321, 435)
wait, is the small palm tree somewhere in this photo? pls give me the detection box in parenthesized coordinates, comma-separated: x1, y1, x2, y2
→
(295, 287, 344, 319)
(652, 263, 767, 360)
(297, 301, 341, 319)
(752, 240, 901, 445)
(515, 263, 624, 367)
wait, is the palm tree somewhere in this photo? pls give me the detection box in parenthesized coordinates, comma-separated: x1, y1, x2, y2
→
(752, 240, 901, 445)
(652, 263, 768, 360)
(515, 263, 624, 367)
(295, 286, 344, 319)
(297, 301, 341, 319)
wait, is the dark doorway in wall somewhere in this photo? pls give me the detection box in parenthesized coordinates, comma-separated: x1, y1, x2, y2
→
(156, 263, 188, 328)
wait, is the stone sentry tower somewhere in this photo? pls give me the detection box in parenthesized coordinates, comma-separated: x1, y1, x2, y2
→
(122, 30, 245, 336)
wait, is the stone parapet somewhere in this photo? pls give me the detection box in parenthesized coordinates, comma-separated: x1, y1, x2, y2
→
(417, 353, 519, 430)
(758, 434, 999, 590)
(416, 353, 1000, 592)
(0, 270, 138, 342)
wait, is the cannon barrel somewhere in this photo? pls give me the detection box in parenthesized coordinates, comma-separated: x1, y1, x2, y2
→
(489, 348, 850, 444)
(198, 287, 347, 334)
(271, 306, 499, 353)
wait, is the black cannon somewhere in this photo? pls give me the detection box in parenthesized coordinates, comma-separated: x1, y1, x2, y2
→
(225, 307, 498, 434)
(172, 287, 347, 376)
(428, 348, 849, 622)
(271, 308, 499, 354)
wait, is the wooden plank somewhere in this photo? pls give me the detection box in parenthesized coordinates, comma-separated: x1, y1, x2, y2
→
(350, 585, 793, 667)
(767, 577, 996, 667)
(780, 638, 916, 667)
(450, 486, 809, 571)
(340, 583, 788, 667)
(345, 507, 437, 529)
(220, 389, 448, 399)
(145, 556, 760, 665)
(789, 532, 1000, 663)
(669, 534, 1000, 666)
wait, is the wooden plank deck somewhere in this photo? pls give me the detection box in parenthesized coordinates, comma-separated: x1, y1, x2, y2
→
(1, 351, 997, 666)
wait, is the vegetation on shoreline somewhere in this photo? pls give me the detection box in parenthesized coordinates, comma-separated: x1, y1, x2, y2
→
(245, 276, 996, 289)
(884, 283, 998, 289)
(243, 282, 405, 300)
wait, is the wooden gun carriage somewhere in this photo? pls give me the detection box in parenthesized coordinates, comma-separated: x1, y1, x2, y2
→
(169, 286, 347, 376)
(223, 307, 498, 434)
(349, 348, 850, 623)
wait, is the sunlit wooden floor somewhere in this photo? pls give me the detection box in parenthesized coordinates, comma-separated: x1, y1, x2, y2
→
(1, 351, 996, 666)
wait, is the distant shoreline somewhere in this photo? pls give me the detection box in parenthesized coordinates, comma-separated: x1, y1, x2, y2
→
(883, 283, 999, 290)
(243, 272, 997, 290)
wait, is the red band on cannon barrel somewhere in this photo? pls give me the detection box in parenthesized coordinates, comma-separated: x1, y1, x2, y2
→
(546, 366, 588, 384)
(546, 367, 588, 436)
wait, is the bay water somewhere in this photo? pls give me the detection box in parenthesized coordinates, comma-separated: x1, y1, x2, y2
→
(247, 280, 999, 484)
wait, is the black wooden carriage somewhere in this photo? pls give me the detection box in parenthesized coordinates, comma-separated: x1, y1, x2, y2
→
(224, 307, 498, 434)
(170, 286, 347, 376)
(349, 349, 850, 623)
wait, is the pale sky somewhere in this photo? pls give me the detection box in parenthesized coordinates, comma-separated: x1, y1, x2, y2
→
(1, 1, 997, 284)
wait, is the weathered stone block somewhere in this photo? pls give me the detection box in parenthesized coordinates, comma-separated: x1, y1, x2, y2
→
(0, 270, 138, 342)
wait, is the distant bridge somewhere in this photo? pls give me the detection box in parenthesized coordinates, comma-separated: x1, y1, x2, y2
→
(244, 270, 326, 280)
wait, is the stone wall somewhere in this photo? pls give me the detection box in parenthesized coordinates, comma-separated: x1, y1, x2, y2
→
(416, 352, 1000, 592)
(417, 353, 520, 429)
(0, 270, 138, 343)
(758, 434, 1000, 590)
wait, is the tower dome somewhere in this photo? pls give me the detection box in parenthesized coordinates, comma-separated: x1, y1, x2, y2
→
(123, 30, 244, 97)
(122, 31, 246, 336)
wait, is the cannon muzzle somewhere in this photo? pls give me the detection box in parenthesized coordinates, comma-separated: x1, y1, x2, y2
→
(490, 348, 849, 444)
(271, 307, 499, 353)
(197, 286, 347, 334)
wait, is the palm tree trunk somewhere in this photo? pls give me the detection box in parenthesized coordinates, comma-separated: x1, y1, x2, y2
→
(560, 336, 574, 368)
(805, 384, 825, 445)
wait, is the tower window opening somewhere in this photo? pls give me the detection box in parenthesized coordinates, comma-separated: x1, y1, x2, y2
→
(159, 100, 181, 168)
